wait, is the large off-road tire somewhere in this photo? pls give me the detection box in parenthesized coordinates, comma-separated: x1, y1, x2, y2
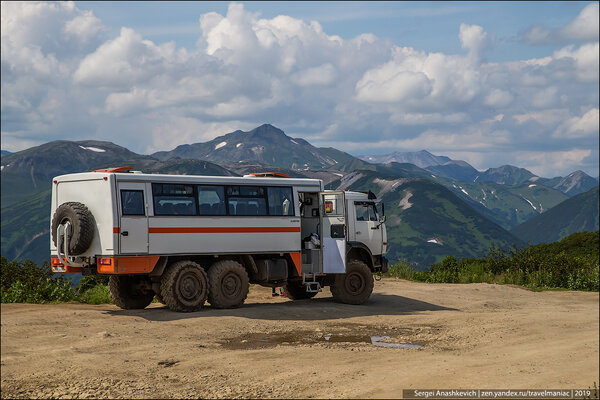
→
(207, 260, 249, 309)
(51, 202, 95, 255)
(283, 282, 317, 300)
(109, 275, 155, 310)
(330, 260, 374, 305)
(160, 261, 208, 312)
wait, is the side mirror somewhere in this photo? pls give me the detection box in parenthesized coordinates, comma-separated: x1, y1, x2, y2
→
(380, 215, 386, 223)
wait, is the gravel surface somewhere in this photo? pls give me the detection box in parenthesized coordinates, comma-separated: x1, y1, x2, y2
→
(1, 279, 598, 398)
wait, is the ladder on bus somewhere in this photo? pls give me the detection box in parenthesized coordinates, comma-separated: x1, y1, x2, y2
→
(302, 273, 322, 293)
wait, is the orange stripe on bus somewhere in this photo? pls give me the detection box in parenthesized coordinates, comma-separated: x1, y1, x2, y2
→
(148, 227, 301, 234)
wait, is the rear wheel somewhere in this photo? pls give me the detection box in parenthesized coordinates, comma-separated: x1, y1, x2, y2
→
(109, 275, 154, 310)
(154, 292, 166, 305)
(160, 261, 208, 312)
(330, 260, 374, 305)
(283, 282, 317, 300)
(207, 260, 249, 309)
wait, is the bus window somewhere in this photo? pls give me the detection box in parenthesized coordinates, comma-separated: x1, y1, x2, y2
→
(267, 187, 294, 216)
(197, 185, 226, 215)
(153, 183, 197, 216)
(121, 190, 145, 216)
(227, 186, 267, 216)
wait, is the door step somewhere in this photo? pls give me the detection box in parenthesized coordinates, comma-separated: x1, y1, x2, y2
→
(302, 274, 322, 293)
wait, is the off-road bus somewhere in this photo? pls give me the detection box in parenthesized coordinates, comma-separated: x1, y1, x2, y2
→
(50, 167, 388, 312)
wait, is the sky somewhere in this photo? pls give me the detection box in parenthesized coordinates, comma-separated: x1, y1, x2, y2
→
(1, 1, 598, 177)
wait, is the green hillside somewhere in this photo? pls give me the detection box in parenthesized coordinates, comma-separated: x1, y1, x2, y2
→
(1, 190, 51, 265)
(446, 181, 569, 229)
(510, 186, 599, 244)
(337, 171, 522, 267)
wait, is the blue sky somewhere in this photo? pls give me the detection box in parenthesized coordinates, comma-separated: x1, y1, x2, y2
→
(1, 1, 598, 177)
(78, 1, 590, 61)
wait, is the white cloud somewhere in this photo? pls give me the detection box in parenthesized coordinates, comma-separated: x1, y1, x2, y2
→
(560, 3, 600, 42)
(63, 11, 106, 43)
(484, 89, 513, 108)
(1, 2, 598, 177)
(553, 108, 599, 139)
(291, 63, 336, 86)
(74, 28, 188, 88)
(459, 23, 489, 58)
(513, 109, 570, 125)
(553, 42, 599, 82)
(521, 3, 599, 45)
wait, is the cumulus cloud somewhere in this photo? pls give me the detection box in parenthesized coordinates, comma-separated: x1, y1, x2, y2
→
(553, 108, 599, 139)
(459, 23, 489, 58)
(1, 1, 598, 177)
(521, 3, 599, 45)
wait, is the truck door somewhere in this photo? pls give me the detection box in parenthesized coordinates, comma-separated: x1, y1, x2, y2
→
(351, 201, 383, 256)
(118, 182, 149, 254)
(320, 192, 346, 273)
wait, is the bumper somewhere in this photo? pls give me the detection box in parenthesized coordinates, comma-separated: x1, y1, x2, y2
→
(374, 256, 389, 273)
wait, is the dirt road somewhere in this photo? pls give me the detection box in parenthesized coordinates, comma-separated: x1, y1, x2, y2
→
(1, 279, 598, 399)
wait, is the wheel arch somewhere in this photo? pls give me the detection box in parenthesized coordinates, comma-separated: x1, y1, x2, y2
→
(346, 242, 374, 271)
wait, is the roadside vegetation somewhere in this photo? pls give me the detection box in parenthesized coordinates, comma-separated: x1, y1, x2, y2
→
(386, 231, 599, 292)
(0, 257, 112, 304)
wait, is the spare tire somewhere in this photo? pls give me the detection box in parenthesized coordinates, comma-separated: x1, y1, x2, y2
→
(51, 202, 95, 255)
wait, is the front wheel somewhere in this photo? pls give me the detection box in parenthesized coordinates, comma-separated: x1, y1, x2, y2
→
(330, 260, 374, 305)
(109, 275, 155, 310)
(160, 261, 208, 312)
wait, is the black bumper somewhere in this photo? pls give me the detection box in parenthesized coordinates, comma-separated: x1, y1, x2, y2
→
(374, 256, 389, 273)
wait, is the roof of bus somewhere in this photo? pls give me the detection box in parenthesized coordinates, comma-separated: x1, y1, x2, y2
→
(53, 171, 324, 188)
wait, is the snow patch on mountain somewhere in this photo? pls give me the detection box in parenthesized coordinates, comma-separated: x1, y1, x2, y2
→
(79, 146, 105, 153)
(522, 197, 537, 211)
(215, 141, 227, 150)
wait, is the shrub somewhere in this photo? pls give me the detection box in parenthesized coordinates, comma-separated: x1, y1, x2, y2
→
(0, 257, 77, 303)
(385, 261, 427, 281)
(77, 284, 112, 305)
(77, 275, 109, 294)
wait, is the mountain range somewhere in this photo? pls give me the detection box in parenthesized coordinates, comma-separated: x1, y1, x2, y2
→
(510, 186, 599, 244)
(1, 124, 598, 267)
(362, 149, 598, 196)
